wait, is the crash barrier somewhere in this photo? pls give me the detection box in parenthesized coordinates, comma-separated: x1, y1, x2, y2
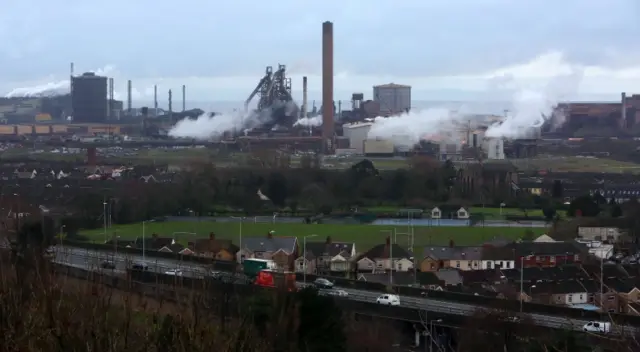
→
(61, 240, 236, 270)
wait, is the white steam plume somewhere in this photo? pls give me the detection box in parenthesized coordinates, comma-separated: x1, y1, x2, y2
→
(367, 108, 469, 147)
(4, 65, 116, 98)
(367, 52, 583, 144)
(294, 116, 322, 127)
(169, 100, 297, 140)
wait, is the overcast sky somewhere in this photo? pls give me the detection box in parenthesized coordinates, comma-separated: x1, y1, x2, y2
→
(1, 0, 639, 104)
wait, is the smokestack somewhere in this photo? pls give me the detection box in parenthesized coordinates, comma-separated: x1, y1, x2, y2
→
(127, 80, 132, 114)
(108, 78, 114, 120)
(302, 76, 308, 119)
(153, 85, 158, 117)
(168, 89, 173, 121)
(182, 85, 186, 112)
(322, 21, 334, 154)
(622, 92, 627, 127)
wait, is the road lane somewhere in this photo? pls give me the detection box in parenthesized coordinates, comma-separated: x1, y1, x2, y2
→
(52, 246, 635, 334)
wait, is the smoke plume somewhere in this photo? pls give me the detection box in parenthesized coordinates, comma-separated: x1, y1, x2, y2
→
(4, 65, 116, 98)
(367, 108, 469, 147)
(169, 101, 297, 140)
(294, 115, 322, 127)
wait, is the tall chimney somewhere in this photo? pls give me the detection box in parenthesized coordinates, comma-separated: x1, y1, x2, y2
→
(302, 76, 308, 119)
(322, 21, 334, 154)
(182, 85, 186, 112)
(108, 78, 114, 120)
(153, 85, 158, 117)
(168, 89, 173, 121)
(127, 80, 132, 114)
(622, 92, 627, 127)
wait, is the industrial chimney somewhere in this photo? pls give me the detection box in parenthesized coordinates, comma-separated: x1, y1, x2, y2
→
(153, 85, 158, 117)
(182, 85, 186, 112)
(302, 76, 308, 120)
(168, 89, 173, 121)
(108, 78, 114, 120)
(622, 92, 627, 127)
(322, 21, 334, 154)
(127, 80, 132, 114)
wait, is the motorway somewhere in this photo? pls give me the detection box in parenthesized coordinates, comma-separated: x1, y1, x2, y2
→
(52, 246, 635, 335)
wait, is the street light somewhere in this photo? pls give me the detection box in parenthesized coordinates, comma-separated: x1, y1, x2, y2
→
(303, 234, 318, 284)
(142, 219, 155, 262)
(103, 201, 107, 243)
(380, 229, 395, 284)
(529, 285, 536, 298)
(230, 216, 244, 263)
(429, 319, 443, 352)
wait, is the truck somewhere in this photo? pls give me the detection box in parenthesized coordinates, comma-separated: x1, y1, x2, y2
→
(255, 269, 297, 292)
(242, 258, 277, 280)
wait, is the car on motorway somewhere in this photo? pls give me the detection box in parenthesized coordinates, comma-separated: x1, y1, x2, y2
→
(165, 269, 183, 276)
(326, 289, 349, 297)
(101, 260, 116, 269)
(376, 294, 401, 306)
(583, 321, 611, 334)
(313, 278, 334, 289)
(132, 262, 149, 271)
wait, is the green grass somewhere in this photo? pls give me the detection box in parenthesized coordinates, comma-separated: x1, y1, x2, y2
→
(82, 221, 547, 251)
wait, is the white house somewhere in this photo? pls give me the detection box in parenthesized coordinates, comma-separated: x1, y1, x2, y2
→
(431, 207, 442, 219)
(394, 258, 414, 272)
(356, 257, 376, 272)
(456, 207, 469, 219)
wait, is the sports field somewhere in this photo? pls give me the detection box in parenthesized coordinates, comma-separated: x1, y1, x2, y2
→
(82, 221, 547, 251)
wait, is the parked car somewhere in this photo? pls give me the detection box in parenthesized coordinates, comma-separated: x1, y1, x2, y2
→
(314, 278, 334, 289)
(583, 321, 611, 334)
(101, 260, 116, 269)
(132, 262, 148, 271)
(376, 294, 401, 306)
(165, 269, 183, 276)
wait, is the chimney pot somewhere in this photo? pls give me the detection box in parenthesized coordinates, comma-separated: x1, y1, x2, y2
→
(209, 232, 215, 240)
(267, 231, 273, 239)
(326, 236, 332, 244)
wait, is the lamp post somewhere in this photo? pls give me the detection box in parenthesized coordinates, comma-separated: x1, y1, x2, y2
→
(103, 201, 107, 243)
(429, 319, 443, 352)
(230, 216, 244, 263)
(520, 256, 524, 312)
(303, 234, 318, 284)
(529, 284, 536, 298)
(142, 220, 155, 262)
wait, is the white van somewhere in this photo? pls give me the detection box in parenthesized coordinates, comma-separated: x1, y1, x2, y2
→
(376, 294, 401, 306)
(583, 321, 611, 333)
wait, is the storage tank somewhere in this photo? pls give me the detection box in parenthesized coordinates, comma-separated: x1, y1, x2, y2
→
(373, 83, 411, 115)
(363, 139, 394, 156)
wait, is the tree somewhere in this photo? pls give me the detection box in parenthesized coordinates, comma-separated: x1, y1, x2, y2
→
(551, 180, 563, 198)
(265, 172, 288, 207)
(297, 287, 346, 352)
(542, 207, 556, 221)
(568, 195, 600, 217)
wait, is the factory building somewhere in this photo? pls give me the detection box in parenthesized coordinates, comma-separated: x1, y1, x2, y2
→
(71, 72, 108, 123)
(373, 83, 411, 116)
(342, 122, 372, 154)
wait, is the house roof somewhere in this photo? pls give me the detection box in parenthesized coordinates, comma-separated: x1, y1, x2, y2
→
(243, 235, 297, 254)
(364, 243, 411, 259)
(459, 269, 505, 284)
(159, 243, 185, 252)
(192, 236, 238, 254)
(507, 241, 585, 256)
(435, 269, 463, 286)
(528, 280, 590, 295)
(134, 236, 174, 250)
(502, 265, 590, 283)
(481, 246, 515, 261)
(423, 246, 482, 261)
(305, 240, 354, 258)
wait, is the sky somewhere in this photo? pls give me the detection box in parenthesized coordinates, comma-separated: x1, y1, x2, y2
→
(1, 0, 639, 107)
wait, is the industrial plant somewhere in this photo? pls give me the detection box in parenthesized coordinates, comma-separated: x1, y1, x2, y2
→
(0, 19, 637, 163)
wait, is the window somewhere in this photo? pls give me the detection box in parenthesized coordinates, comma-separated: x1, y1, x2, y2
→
(398, 263, 403, 271)
(608, 309, 615, 313)
(487, 262, 493, 269)
(468, 262, 472, 268)
(608, 295, 615, 301)
(376, 261, 383, 268)
(430, 263, 435, 269)
(550, 256, 555, 263)
(568, 295, 573, 303)
(456, 261, 461, 268)
(579, 294, 584, 301)
(574, 254, 580, 261)
(433, 211, 440, 218)
(536, 256, 542, 261)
